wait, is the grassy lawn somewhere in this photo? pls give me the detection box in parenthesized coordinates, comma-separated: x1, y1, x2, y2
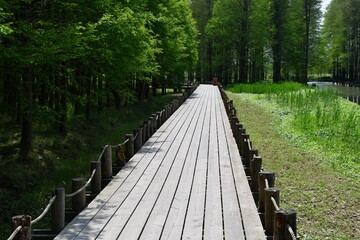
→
(0, 93, 177, 238)
(227, 83, 359, 240)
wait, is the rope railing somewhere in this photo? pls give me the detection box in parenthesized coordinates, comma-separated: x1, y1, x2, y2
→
(133, 132, 139, 141)
(108, 139, 129, 149)
(265, 178, 269, 189)
(218, 83, 297, 240)
(271, 196, 280, 211)
(6, 84, 198, 240)
(8, 195, 58, 240)
(7, 226, 22, 240)
(65, 169, 96, 198)
(287, 224, 297, 240)
(32, 195, 57, 225)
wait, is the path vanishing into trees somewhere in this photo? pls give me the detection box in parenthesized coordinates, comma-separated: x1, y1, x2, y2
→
(55, 84, 265, 240)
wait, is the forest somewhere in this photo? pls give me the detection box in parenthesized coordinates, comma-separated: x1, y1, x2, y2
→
(193, 0, 360, 85)
(1, 0, 360, 238)
(0, 0, 198, 160)
(1, 0, 360, 160)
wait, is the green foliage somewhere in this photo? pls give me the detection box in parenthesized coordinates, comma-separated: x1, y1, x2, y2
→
(0, 0, 199, 159)
(0, 6, 12, 36)
(321, 0, 360, 81)
(150, 0, 199, 85)
(0, 93, 176, 238)
(229, 84, 360, 178)
(226, 82, 308, 94)
(228, 90, 360, 239)
(202, 0, 323, 83)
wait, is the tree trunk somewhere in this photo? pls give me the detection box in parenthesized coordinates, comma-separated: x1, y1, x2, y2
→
(98, 75, 104, 112)
(59, 70, 67, 135)
(112, 90, 122, 109)
(302, 0, 311, 83)
(152, 77, 157, 96)
(86, 76, 93, 120)
(272, 0, 287, 82)
(19, 67, 33, 161)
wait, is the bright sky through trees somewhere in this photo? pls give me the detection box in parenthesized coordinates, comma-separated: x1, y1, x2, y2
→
(321, 0, 331, 12)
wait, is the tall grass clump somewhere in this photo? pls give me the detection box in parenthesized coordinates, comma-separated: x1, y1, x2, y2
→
(226, 81, 308, 95)
(275, 88, 360, 175)
(227, 82, 360, 178)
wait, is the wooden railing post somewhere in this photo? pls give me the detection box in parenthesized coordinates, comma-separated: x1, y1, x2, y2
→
(250, 155, 262, 203)
(91, 161, 101, 194)
(161, 108, 166, 123)
(134, 128, 143, 152)
(265, 187, 280, 236)
(235, 123, 243, 146)
(51, 188, 65, 234)
(231, 116, 238, 137)
(101, 145, 112, 179)
(274, 209, 297, 240)
(72, 178, 86, 212)
(258, 172, 276, 213)
(11, 215, 31, 240)
(152, 113, 157, 130)
(163, 105, 168, 120)
(143, 120, 150, 141)
(238, 128, 246, 153)
(125, 134, 134, 159)
(168, 103, 172, 117)
(156, 111, 162, 127)
(241, 134, 250, 161)
(149, 116, 155, 135)
(141, 123, 146, 143)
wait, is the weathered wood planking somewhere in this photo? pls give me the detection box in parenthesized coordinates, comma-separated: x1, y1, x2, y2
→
(55, 85, 266, 240)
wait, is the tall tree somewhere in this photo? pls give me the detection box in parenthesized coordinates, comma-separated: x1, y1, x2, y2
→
(271, 0, 288, 82)
(302, 0, 322, 82)
(207, 0, 251, 83)
(191, 0, 213, 82)
(0, 0, 198, 161)
(322, 0, 360, 83)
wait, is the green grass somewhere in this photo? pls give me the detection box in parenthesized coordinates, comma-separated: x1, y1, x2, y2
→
(226, 83, 360, 239)
(226, 81, 308, 95)
(0, 93, 176, 239)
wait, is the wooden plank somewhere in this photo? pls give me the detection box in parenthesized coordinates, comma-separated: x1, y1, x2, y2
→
(55, 86, 205, 240)
(153, 86, 211, 240)
(181, 87, 212, 239)
(138, 86, 210, 239)
(215, 88, 245, 240)
(203, 87, 224, 240)
(95, 87, 206, 239)
(219, 88, 267, 240)
(55, 85, 266, 240)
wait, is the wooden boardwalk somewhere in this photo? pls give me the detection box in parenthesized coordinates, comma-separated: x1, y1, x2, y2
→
(55, 85, 266, 240)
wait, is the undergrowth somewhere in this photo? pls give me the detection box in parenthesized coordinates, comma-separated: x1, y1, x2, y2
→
(226, 82, 360, 239)
(0, 93, 176, 238)
(226, 81, 307, 95)
(227, 82, 360, 179)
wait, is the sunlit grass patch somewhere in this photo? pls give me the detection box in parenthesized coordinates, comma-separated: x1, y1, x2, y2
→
(227, 89, 360, 239)
(226, 81, 308, 95)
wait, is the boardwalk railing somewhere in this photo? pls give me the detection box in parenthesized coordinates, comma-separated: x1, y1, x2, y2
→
(7, 84, 198, 240)
(218, 84, 297, 240)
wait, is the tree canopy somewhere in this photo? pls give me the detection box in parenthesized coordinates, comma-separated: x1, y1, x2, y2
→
(192, 0, 324, 83)
(0, 0, 198, 159)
